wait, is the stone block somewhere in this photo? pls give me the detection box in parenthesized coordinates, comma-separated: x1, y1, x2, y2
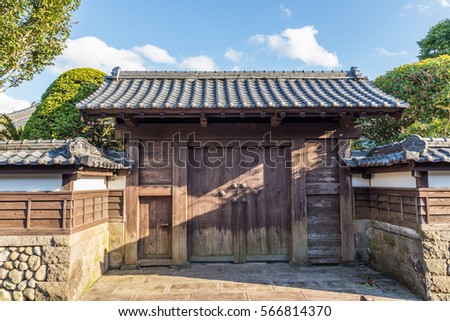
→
(33, 247, 42, 256)
(3, 262, 13, 270)
(0, 268, 8, 280)
(0, 248, 11, 261)
(19, 253, 29, 262)
(17, 280, 27, 291)
(42, 246, 70, 264)
(35, 282, 68, 301)
(3, 280, 16, 291)
(23, 288, 35, 301)
(13, 290, 24, 301)
(425, 259, 447, 276)
(423, 241, 449, 259)
(429, 276, 450, 293)
(8, 269, 23, 284)
(429, 293, 450, 301)
(9, 251, 19, 261)
(35, 265, 47, 281)
(46, 264, 69, 282)
(28, 255, 41, 272)
(25, 270, 34, 280)
(24, 247, 33, 255)
(0, 289, 12, 301)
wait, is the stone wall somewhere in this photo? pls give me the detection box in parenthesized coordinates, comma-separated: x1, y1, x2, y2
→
(109, 222, 124, 269)
(369, 220, 450, 300)
(0, 223, 109, 301)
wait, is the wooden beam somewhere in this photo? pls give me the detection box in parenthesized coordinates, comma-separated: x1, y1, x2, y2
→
(290, 138, 309, 265)
(415, 171, 429, 188)
(139, 185, 172, 196)
(61, 173, 76, 191)
(124, 140, 140, 266)
(338, 139, 355, 262)
(172, 141, 188, 266)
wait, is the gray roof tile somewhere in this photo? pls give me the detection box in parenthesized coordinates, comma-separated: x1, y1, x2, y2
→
(347, 135, 450, 167)
(77, 67, 409, 110)
(0, 137, 131, 169)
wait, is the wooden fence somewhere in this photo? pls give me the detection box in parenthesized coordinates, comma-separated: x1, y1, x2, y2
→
(354, 187, 450, 228)
(0, 190, 122, 234)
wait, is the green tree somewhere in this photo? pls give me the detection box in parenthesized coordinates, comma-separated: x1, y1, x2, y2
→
(0, 0, 80, 93)
(355, 55, 450, 148)
(0, 114, 23, 140)
(22, 68, 106, 140)
(417, 19, 450, 60)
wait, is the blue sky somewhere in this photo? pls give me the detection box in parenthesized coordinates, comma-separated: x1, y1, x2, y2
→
(1, 0, 450, 112)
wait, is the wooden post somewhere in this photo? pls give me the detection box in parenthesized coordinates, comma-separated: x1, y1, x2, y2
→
(289, 138, 308, 265)
(124, 140, 140, 266)
(26, 200, 32, 229)
(338, 139, 355, 262)
(172, 141, 189, 266)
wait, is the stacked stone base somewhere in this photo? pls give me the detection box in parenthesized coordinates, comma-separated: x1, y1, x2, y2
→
(0, 223, 109, 301)
(356, 219, 450, 300)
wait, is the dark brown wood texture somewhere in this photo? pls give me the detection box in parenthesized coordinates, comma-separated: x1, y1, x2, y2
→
(138, 196, 172, 259)
(0, 191, 108, 233)
(354, 187, 450, 228)
(303, 140, 342, 263)
(188, 147, 290, 262)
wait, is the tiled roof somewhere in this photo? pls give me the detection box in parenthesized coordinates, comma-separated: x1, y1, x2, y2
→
(0, 137, 131, 169)
(8, 105, 37, 127)
(347, 135, 450, 167)
(77, 67, 409, 110)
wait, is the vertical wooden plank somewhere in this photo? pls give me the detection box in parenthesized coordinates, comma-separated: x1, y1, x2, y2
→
(62, 200, 67, 229)
(425, 197, 430, 224)
(290, 138, 308, 264)
(338, 139, 355, 262)
(26, 200, 32, 229)
(172, 141, 188, 266)
(400, 196, 404, 222)
(124, 140, 140, 266)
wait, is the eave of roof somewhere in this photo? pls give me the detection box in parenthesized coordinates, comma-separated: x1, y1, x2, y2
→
(77, 67, 409, 115)
(347, 135, 450, 168)
(0, 137, 131, 169)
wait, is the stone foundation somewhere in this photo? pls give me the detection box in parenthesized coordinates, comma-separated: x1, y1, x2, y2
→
(108, 222, 124, 269)
(0, 223, 109, 301)
(368, 220, 450, 300)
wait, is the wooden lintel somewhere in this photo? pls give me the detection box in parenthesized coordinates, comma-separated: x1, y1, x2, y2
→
(139, 185, 172, 196)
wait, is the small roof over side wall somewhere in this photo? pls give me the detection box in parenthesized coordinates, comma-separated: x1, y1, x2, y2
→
(77, 67, 408, 118)
(347, 135, 450, 168)
(0, 137, 131, 169)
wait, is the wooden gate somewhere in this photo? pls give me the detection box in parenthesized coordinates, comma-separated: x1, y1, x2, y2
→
(138, 196, 172, 264)
(188, 146, 290, 262)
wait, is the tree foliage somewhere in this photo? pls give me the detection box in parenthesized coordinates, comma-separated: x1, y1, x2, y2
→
(0, 114, 23, 140)
(22, 68, 106, 140)
(0, 0, 80, 93)
(417, 19, 450, 60)
(355, 55, 450, 148)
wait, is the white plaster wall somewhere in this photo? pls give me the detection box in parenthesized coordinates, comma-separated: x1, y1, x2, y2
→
(0, 174, 61, 192)
(371, 172, 416, 188)
(352, 174, 370, 187)
(428, 171, 450, 188)
(107, 175, 126, 190)
(73, 176, 107, 191)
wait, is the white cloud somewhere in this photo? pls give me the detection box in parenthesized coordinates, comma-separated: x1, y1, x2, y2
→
(374, 47, 408, 57)
(438, 0, 450, 7)
(0, 93, 31, 114)
(132, 44, 177, 64)
(224, 48, 245, 63)
(179, 55, 217, 71)
(51, 36, 146, 74)
(404, 3, 431, 13)
(280, 4, 292, 17)
(250, 26, 340, 68)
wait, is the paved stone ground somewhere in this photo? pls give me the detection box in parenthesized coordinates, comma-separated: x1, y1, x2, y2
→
(79, 263, 420, 301)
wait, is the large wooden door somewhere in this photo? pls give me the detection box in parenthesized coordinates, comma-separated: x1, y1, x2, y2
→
(138, 196, 172, 261)
(188, 146, 289, 262)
